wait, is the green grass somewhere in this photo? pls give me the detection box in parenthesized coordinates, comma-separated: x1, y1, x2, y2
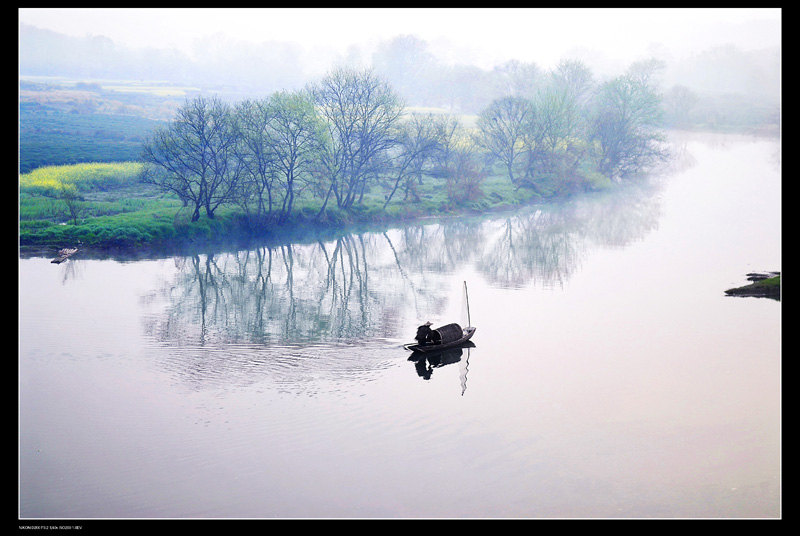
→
(19, 160, 613, 250)
(20, 162, 186, 247)
(761, 276, 781, 288)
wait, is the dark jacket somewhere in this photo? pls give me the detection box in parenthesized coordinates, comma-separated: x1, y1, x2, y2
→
(415, 324, 432, 343)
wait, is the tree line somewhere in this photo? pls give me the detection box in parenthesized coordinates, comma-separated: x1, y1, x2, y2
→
(140, 59, 668, 224)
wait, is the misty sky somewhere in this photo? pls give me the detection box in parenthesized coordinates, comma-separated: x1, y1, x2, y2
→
(19, 7, 781, 71)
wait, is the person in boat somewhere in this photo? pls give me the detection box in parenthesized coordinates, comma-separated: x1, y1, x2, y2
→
(415, 321, 433, 345)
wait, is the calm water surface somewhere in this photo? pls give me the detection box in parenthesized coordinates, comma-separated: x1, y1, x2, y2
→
(19, 131, 780, 519)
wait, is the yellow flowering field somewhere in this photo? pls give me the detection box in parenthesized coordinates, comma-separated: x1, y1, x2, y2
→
(20, 162, 143, 194)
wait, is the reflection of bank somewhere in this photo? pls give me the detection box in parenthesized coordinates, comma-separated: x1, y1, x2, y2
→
(408, 341, 475, 395)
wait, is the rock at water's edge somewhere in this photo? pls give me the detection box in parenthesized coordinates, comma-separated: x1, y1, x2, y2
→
(725, 272, 780, 300)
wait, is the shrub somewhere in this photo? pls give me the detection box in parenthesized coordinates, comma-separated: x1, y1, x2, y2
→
(446, 152, 487, 205)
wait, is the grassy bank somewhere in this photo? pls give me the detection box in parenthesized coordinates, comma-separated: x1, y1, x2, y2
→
(20, 161, 610, 253)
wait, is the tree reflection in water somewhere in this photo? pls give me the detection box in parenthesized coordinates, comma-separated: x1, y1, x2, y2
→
(141, 176, 664, 372)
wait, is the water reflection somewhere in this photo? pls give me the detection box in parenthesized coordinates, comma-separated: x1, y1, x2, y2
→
(20, 133, 780, 518)
(408, 342, 474, 395)
(139, 177, 665, 353)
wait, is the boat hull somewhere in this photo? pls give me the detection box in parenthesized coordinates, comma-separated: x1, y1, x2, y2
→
(404, 327, 476, 353)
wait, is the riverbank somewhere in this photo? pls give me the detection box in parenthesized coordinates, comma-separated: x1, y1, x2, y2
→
(18, 192, 548, 262)
(19, 160, 613, 256)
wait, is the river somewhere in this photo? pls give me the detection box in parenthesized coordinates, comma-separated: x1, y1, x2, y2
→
(18, 131, 781, 519)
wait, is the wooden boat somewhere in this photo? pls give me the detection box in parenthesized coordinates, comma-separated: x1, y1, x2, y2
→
(404, 323, 476, 353)
(404, 281, 476, 353)
(51, 248, 78, 264)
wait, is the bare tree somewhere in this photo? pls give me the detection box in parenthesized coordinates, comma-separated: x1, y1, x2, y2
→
(663, 84, 698, 127)
(372, 34, 436, 105)
(234, 98, 279, 224)
(429, 113, 463, 180)
(589, 59, 668, 178)
(57, 184, 83, 225)
(268, 91, 326, 222)
(382, 113, 439, 208)
(476, 96, 535, 185)
(491, 59, 542, 98)
(309, 67, 404, 212)
(235, 91, 326, 225)
(141, 95, 242, 221)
